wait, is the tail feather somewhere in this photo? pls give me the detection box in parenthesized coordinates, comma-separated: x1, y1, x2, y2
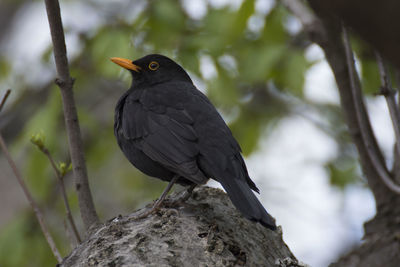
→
(219, 177, 276, 230)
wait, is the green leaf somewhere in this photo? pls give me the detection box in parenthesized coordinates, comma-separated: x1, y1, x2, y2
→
(273, 50, 310, 95)
(229, 109, 262, 155)
(143, 0, 186, 50)
(239, 44, 287, 83)
(326, 162, 358, 189)
(361, 59, 381, 95)
(0, 57, 11, 79)
(261, 6, 289, 44)
(90, 28, 134, 79)
(207, 68, 238, 108)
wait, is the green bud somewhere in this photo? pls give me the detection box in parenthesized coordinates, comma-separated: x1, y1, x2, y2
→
(59, 162, 72, 176)
(30, 131, 46, 150)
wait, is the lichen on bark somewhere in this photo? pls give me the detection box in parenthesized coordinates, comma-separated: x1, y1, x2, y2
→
(61, 186, 301, 267)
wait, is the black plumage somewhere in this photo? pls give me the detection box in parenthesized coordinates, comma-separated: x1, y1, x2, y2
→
(112, 54, 276, 230)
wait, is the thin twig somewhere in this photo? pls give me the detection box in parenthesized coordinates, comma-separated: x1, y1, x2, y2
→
(0, 89, 11, 112)
(63, 219, 76, 250)
(0, 93, 63, 263)
(41, 147, 82, 243)
(343, 26, 400, 194)
(376, 52, 400, 156)
(44, 0, 99, 230)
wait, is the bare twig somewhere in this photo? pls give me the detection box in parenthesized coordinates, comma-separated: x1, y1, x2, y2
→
(343, 26, 400, 194)
(376, 53, 400, 156)
(0, 92, 63, 263)
(44, 0, 99, 229)
(39, 145, 81, 243)
(0, 89, 11, 112)
(64, 219, 76, 250)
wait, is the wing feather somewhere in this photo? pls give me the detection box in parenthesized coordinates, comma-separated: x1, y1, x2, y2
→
(120, 96, 207, 184)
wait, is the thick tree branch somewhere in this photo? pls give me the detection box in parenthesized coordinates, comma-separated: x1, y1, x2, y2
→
(307, 1, 389, 205)
(44, 0, 99, 230)
(342, 28, 400, 194)
(0, 91, 63, 263)
(284, 0, 392, 206)
(61, 187, 301, 267)
(285, 2, 400, 265)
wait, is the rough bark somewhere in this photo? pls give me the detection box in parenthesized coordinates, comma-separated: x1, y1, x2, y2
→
(61, 187, 302, 267)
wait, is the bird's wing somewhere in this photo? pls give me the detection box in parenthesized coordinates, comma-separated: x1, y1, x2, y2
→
(120, 96, 207, 184)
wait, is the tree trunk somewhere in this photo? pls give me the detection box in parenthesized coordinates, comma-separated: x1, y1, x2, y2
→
(61, 187, 302, 267)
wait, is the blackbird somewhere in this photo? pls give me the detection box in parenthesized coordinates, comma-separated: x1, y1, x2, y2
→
(111, 54, 276, 230)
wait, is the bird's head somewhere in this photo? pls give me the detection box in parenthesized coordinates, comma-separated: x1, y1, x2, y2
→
(111, 54, 192, 87)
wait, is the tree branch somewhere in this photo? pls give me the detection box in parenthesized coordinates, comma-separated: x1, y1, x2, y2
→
(46, 154, 82, 243)
(30, 137, 82, 243)
(0, 91, 63, 263)
(285, 1, 400, 265)
(342, 27, 400, 194)
(44, 0, 99, 230)
(376, 52, 400, 157)
(284, 0, 393, 206)
(0, 89, 11, 112)
(61, 187, 301, 267)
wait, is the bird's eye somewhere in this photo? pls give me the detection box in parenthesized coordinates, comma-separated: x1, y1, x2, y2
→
(148, 61, 159, 71)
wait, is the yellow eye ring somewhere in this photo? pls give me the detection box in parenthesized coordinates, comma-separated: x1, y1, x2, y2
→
(148, 61, 159, 70)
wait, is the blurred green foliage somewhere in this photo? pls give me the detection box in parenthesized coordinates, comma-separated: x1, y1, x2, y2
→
(0, 0, 378, 266)
(0, 212, 58, 267)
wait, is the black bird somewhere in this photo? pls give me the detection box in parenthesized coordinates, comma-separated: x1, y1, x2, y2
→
(111, 54, 276, 230)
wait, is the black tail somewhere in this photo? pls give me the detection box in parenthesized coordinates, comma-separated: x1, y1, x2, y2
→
(219, 177, 276, 230)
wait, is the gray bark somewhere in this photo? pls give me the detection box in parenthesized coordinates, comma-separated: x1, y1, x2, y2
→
(61, 187, 302, 267)
(44, 0, 99, 230)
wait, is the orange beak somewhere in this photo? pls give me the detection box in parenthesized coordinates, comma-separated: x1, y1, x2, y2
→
(110, 57, 141, 72)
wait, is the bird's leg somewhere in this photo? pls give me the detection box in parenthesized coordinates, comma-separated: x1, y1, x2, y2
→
(165, 183, 197, 207)
(152, 175, 179, 208)
(136, 175, 179, 219)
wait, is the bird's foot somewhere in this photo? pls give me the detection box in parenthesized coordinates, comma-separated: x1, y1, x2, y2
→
(132, 182, 196, 220)
(164, 184, 197, 207)
(134, 198, 166, 220)
(132, 175, 180, 220)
